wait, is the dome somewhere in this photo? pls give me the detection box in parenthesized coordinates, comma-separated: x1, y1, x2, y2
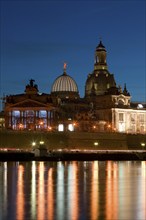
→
(51, 69, 79, 100)
(85, 70, 116, 96)
(52, 72, 78, 92)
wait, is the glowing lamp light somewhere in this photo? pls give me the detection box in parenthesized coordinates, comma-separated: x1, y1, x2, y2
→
(32, 142, 36, 146)
(94, 142, 99, 146)
(137, 104, 143, 109)
(40, 141, 44, 145)
(48, 126, 52, 131)
(19, 123, 23, 129)
(141, 142, 145, 147)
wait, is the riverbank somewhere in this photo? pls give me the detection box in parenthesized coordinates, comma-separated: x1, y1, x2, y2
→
(0, 150, 146, 161)
(0, 130, 146, 150)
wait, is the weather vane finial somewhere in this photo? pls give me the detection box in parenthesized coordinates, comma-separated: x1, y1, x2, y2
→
(63, 62, 67, 72)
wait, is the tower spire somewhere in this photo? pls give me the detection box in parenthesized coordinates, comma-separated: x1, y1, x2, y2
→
(94, 39, 107, 70)
(99, 36, 102, 42)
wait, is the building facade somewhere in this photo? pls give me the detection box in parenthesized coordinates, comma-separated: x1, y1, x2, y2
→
(3, 41, 146, 133)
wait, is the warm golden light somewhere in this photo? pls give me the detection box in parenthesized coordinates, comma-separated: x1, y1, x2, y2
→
(32, 142, 36, 146)
(91, 161, 99, 220)
(17, 165, 24, 220)
(107, 124, 111, 128)
(47, 168, 54, 220)
(38, 162, 45, 220)
(39, 141, 44, 145)
(72, 162, 79, 220)
(39, 121, 44, 125)
(48, 126, 52, 131)
(106, 161, 118, 220)
(19, 123, 23, 129)
(140, 142, 145, 147)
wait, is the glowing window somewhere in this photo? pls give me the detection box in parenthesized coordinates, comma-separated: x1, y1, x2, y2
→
(39, 110, 46, 118)
(58, 124, 64, 132)
(139, 114, 144, 122)
(68, 124, 74, 131)
(131, 114, 135, 122)
(119, 123, 125, 132)
(119, 113, 124, 121)
(94, 83, 98, 90)
(12, 111, 20, 117)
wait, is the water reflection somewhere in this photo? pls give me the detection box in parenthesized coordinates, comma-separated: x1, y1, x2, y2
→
(106, 161, 118, 220)
(91, 161, 99, 220)
(38, 162, 45, 220)
(67, 162, 79, 220)
(16, 165, 24, 220)
(48, 167, 54, 220)
(31, 161, 36, 219)
(0, 161, 145, 220)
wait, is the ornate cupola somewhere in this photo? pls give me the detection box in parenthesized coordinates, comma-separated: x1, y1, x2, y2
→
(94, 40, 107, 70)
(85, 40, 116, 97)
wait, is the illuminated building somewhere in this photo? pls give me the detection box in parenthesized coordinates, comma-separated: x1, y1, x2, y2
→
(4, 79, 56, 130)
(0, 111, 5, 129)
(3, 41, 146, 133)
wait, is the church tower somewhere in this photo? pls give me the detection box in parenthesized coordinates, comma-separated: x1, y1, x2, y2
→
(94, 40, 107, 70)
(85, 40, 116, 97)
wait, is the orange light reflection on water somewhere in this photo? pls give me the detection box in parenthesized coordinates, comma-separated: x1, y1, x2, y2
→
(47, 168, 54, 220)
(67, 162, 79, 220)
(56, 162, 65, 220)
(37, 162, 45, 220)
(91, 161, 99, 220)
(106, 161, 118, 220)
(71, 162, 78, 220)
(16, 165, 24, 220)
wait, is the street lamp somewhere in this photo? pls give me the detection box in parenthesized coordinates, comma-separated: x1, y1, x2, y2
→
(32, 142, 36, 147)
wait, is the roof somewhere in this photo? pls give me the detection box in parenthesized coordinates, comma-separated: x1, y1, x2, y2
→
(51, 71, 78, 93)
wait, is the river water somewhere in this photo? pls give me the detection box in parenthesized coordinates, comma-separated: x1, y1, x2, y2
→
(0, 161, 146, 220)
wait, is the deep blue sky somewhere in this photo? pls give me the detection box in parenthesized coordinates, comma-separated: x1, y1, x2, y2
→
(0, 0, 146, 110)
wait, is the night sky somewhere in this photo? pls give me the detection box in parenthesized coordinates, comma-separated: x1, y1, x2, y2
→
(0, 0, 146, 110)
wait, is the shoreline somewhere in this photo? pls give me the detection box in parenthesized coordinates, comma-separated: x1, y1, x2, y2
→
(0, 130, 146, 151)
(0, 150, 146, 161)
